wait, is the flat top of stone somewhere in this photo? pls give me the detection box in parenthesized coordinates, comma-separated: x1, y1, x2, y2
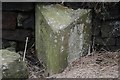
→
(38, 4, 91, 32)
(0, 49, 20, 64)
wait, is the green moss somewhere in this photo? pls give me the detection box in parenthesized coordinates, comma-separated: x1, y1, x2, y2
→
(2, 60, 28, 78)
(36, 4, 69, 75)
(1, 50, 28, 78)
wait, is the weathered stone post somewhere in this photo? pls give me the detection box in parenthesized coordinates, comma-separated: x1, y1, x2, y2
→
(36, 3, 91, 75)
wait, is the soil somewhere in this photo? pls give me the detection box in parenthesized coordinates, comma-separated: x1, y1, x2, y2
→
(49, 51, 119, 78)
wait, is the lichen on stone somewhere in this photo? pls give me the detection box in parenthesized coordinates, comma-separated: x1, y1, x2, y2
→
(0, 49, 28, 78)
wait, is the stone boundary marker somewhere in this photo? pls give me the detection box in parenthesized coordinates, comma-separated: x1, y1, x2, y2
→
(36, 3, 91, 75)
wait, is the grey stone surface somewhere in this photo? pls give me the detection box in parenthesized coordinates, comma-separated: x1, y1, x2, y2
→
(0, 37, 1, 50)
(116, 37, 120, 45)
(16, 42, 25, 51)
(108, 46, 120, 51)
(95, 3, 120, 20)
(1, 49, 28, 78)
(2, 2, 34, 11)
(92, 26, 101, 36)
(95, 45, 120, 51)
(101, 21, 120, 37)
(22, 14, 35, 30)
(2, 12, 17, 30)
(36, 4, 91, 75)
(95, 37, 116, 46)
(92, 18, 101, 36)
(1, 29, 31, 42)
(17, 13, 35, 30)
(17, 13, 30, 27)
(2, 40, 16, 49)
(0, 47, 1, 79)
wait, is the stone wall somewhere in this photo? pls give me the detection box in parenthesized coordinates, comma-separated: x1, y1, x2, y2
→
(92, 3, 120, 51)
(62, 2, 120, 51)
(2, 2, 35, 51)
(1, 2, 120, 52)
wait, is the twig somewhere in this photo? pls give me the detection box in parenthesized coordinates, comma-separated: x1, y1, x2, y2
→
(23, 37, 29, 61)
(61, 0, 64, 4)
(30, 43, 35, 49)
(88, 44, 91, 56)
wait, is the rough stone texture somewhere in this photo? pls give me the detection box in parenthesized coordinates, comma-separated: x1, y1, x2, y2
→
(93, 4, 120, 51)
(92, 3, 120, 51)
(116, 37, 120, 45)
(16, 42, 25, 52)
(17, 13, 35, 30)
(2, 39, 16, 49)
(36, 4, 91, 75)
(92, 18, 101, 36)
(1, 49, 28, 78)
(2, 12, 17, 30)
(32, 31, 35, 38)
(2, 2, 34, 11)
(23, 14, 35, 30)
(1, 29, 32, 42)
(95, 37, 116, 46)
(92, 25, 101, 36)
(17, 13, 30, 27)
(101, 21, 120, 37)
(102, 46, 120, 51)
(95, 3, 120, 20)
(0, 39, 2, 49)
(95, 44, 120, 51)
(2, 2, 35, 52)
(1, 2, 120, 53)
(108, 46, 120, 51)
